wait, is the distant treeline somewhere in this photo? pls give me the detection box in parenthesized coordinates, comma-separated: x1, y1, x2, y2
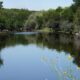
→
(0, 0, 80, 33)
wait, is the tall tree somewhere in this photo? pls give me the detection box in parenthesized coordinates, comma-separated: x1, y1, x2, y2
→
(74, 7, 80, 32)
(73, 0, 80, 7)
(0, 1, 3, 9)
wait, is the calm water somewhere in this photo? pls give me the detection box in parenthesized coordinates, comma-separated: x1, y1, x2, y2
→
(0, 32, 80, 80)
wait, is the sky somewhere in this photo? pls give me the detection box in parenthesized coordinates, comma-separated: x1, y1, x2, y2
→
(1, 0, 73, 10)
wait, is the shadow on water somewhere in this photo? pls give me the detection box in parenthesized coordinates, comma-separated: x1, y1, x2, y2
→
(0, 32, 80, 68)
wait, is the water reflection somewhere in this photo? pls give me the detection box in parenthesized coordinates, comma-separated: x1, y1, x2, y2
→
(0, 33, 80, 67)
(0, 53, 3, 68)
(0, 32, 80, 80)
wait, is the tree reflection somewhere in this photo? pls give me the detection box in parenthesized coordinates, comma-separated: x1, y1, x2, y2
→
(0, 32, 80, 67)
(0, 52, 3, 67)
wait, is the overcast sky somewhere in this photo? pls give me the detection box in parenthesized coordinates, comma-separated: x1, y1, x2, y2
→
(2, 0, 73, 10)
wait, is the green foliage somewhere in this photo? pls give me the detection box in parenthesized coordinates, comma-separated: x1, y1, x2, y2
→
(74, 7, 80, 32)
(0, 0, 80, 33)
(24, 12, 43, 30)
(23, 5, 78, 33)
(72, 0, 80, 12)
(0, 1, 3, 9)
(61, 7, 74, 22)
(0, 8, 32, 31)
(73, 0, 80, 7)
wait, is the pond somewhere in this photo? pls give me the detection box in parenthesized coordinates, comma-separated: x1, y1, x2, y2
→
(0, 32, 80, 80)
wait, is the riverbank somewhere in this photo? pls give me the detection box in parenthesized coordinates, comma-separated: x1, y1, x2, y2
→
(37, 27, 53, 33)
(0, 32, 10, 36)
(37, 28, 75, 35)
(0, 30, 78, 36)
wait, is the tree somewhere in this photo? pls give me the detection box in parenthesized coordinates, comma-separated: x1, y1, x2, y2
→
(0, 8, 32, 31)
(0, 1, 3, 9)
(74, 7, 80, 32)
(73, 0, 80, 7)
(61, 7, 74, 22)
(24, 12, 44, 31)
